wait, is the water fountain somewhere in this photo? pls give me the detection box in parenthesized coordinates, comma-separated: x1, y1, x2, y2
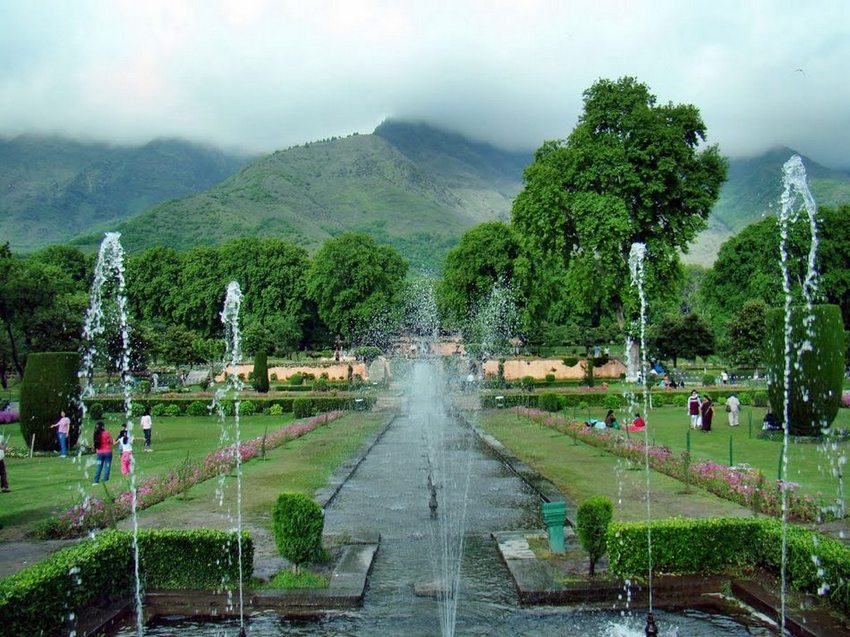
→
(79, 231, 144, 635)
(212, 280, 247, 637)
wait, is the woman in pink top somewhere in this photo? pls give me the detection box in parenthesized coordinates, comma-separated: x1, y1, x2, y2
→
(91, 420, 113, 484)
(50, 410, 71, 457)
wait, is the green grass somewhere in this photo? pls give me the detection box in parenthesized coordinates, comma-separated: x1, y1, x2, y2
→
(256, 569, 329, 589)
(475, 410, 749, 522)
(0, 413, 303, 537)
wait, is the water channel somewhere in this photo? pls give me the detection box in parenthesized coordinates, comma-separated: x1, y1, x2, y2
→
(138, 360, 770, 636)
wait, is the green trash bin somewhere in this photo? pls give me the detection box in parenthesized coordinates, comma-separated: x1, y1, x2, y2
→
(541, 500, 566, 554)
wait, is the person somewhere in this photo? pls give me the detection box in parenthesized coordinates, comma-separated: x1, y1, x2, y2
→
(687, 390, 702, 429)
(50, 410, 71, 457)
(604, 409, 618, 429)
(116, 423, 133, 476)
(92, 420, 113, 485)
(763, 408, 781, 431)
(628, 412, 646, 432)
(721, 369, 729, 385)
(725, 393, 741, 427)
(700, 397, 715, 432)
(0, 433, 10, 492)
(140, 407, 153, 452)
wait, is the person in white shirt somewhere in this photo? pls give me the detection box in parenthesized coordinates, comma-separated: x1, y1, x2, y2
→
(725, 393, 741, 427)
(140, 407, 153, 451)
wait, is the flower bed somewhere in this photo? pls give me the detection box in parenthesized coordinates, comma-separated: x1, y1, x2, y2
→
(36, 412, 344, 539)
(511, 407, 830, 522)
(0, 410, 18, 424)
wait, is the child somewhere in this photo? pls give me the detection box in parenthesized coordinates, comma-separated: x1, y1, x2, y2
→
(117, 423, 133, 476)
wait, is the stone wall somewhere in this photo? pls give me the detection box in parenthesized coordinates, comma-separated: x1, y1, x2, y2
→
(482, 358, 626, 381)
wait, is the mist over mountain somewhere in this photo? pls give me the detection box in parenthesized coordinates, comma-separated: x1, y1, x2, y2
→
(5, 120, 849, 269)
(0, 136, 250, 251)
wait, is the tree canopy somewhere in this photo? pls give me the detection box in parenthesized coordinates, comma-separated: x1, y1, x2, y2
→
(512, 76, 727, 327)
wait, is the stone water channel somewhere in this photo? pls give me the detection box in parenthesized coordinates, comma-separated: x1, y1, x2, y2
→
(140, 361, 769, 636)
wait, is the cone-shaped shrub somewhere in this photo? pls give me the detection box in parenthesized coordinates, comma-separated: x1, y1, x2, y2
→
(19, 352, 81, 451)
(766, 304, 844, 435)
(252, 351, 269, 393)
(272, 493, 324, 570)
(576, 495, 613, 576)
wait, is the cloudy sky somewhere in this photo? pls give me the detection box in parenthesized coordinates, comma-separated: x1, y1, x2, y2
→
(1, 0, 848, 167)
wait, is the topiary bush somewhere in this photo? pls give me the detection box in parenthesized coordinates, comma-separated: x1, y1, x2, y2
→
(576, 495, 613, 576)
(131, 402, 145, 417)
(272, 493, 324, 571)
(138, 380, 151, 395)
(702, 374, 715, 386)
(737, 392, 752, 406)
(186, 401, 208, 417)
(293, 398, 313, 418)
(19, 352, 82, 451)
(252, 351, 270, 393)
(538, 393, 561, 413)
(753, 391, 769, 407)
(289, 372, 304, 386)
(164, 404, 182, 417)
(269, 404, 284, 416)
(766, 304, 845, 435)
(652, 393, 666, 407)
(312, 377, 329, 392)
(88, 402, 104, 420)
(240, 400, 256, 416)
(673, 394, 687, 408)
(520, 376, 536, 391)
(545, 373, 556, 383)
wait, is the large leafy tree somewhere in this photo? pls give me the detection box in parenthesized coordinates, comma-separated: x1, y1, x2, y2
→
(726, 299, 768, 368)
(649, 313, 715, 368)
(437, 222, 526, 329)
(512, 77, 727, 327)
(703, 205, 850, 331)
(305, 233, 407, 342)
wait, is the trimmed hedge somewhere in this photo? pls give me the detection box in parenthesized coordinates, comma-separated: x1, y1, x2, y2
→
(20, 352, 82, 451)
(0, 529, 252, 636)
(607, 517, 850, 616)
(481, 388, 759, 411)
(576, 496, 613, 576)
(88, 395, 376, 415)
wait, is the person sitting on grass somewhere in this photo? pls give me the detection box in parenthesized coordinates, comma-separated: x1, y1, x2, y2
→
(627, 413, 646, 432)
(604, 409, 619, 429)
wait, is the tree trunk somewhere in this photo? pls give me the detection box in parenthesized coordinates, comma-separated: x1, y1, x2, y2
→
(588, 558, 596, 577)
(4, 321, 23, 378)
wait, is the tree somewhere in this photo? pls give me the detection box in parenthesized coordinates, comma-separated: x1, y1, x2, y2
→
(437, 222, 525, 329)
(305, 233, 407, 342)
(726, 300, 768, 368)
(158, 324, 199, 372)
(650, 313, 715, 368)
(512, 77, 727, 328)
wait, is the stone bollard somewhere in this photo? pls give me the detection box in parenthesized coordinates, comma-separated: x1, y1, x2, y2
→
(541, 501, 566, 554)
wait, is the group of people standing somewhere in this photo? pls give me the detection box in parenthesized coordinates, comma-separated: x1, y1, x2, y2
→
(51, 407, 153, 485)
(687, 389, 740, 432)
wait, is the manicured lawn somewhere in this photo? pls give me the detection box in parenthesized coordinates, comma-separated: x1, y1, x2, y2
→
(0, 414, 298, 537)
(609, 404, 850, 501)
(474, 410, 751, 522)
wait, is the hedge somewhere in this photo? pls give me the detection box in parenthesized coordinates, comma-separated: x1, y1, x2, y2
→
(607, 517, 850, 616)
(481, 388, 758, 410)
(19, 352, 82, 451)
(86, 395, 376, 415)
(0, 529, 252, 636)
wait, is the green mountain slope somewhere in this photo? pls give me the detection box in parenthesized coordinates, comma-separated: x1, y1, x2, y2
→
(75, 122, 531, 269)
(683, 148, 850, 265)
(0, 136, 249, 251)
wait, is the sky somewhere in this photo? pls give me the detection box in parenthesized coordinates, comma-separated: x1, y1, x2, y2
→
(1, 0, 849, 167)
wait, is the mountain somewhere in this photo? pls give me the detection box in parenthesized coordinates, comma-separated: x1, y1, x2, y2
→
(683, 147, 850, 265)
(0, 136, 250, 251)
(73, 121, 531, 269)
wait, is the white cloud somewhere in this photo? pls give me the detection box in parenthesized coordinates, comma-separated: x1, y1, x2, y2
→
(0, 0, 848, 166)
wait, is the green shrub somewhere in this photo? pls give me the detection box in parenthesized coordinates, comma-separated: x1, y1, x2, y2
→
(545, 373, 556, 383)
(270, 373, 278, 382)
(20, 352, 82, 451)
(0, 529, 252, 636)
(673, 394, 687, 408)
(753, 391, 769, 407)
(313, 377, 329, 392)
(186, 401, 208, 417)
(766, 305, 845, 435)
(88, 402, 104, 420)
(240, 400, 256, 416)
(576, 496, 613, 576)
(289, 373, 304, 386)
(293, 398, 313, 418)
(164, 404, 182, 417)
(272, 493, 324, 570)
(578, 401, 589, 411)
(602, 395, 621, 410)
(652, 393, 666, 407)
(563, 357, 579, 367)
(538, 393, 561, 412)
(131, 402, 145, 417)
(737, 392, 752, 406)
(520, 376, 536, 391)
(269, 404, 284, 416)
(584, 358, 595, 387)
(702, 374, 715, 386)
(139, 380, 151, 395)
(151, 403, 169, 417)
